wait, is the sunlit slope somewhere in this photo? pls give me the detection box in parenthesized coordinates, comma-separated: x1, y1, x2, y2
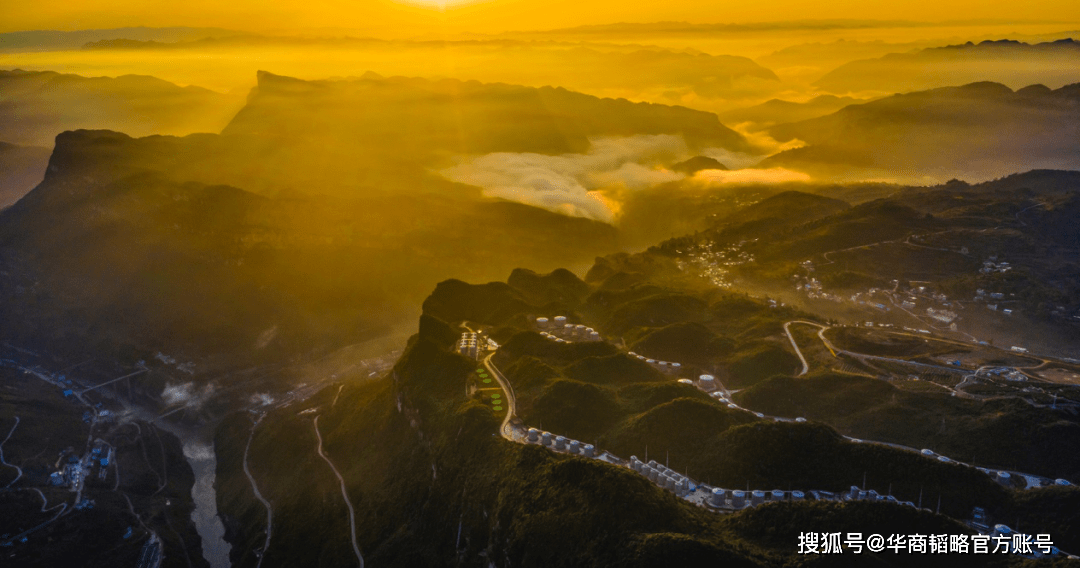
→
(224, 71, 750, 154)
(211, 71, 749, 192)
(0, 69, 243, 146)
(816, 39, 1080, 93)
(0, 70, 752, 201)
(763, 82, 1080, 181)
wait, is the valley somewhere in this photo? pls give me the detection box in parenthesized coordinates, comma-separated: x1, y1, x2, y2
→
(2, 8, 1080, 567)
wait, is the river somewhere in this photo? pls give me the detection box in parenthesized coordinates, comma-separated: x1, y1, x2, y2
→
(149, 415, 233, 568)
(181, 437, 232, 568)
(107, 391, 233, 568)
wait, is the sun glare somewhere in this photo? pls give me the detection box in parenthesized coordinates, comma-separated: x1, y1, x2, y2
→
(395, 0, 456, 10)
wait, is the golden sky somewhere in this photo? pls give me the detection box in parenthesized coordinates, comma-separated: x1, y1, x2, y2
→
(4, 0, 1079, 36)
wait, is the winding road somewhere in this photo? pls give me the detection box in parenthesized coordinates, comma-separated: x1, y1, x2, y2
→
(500, 320, 1069, 489)
(30, 487, 67, 513)
(482, 353, 519, 441)
(782, 323, 811, 376)
(782, 320, 844, 374)
(313, 415, 364, 568)
(243, 414, 273, 568)
(770, 321, 1067, 485)
(461, 322, 520, 442)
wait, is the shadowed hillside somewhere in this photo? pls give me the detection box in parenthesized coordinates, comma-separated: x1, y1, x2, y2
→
(816, 39, 1080, 93)
(0, 128, 618, 394)
(763, 82, 1080, 181)
(0, 69, 243, 146)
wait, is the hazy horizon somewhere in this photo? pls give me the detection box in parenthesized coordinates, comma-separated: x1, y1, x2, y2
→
(2, 4, 1080, 567)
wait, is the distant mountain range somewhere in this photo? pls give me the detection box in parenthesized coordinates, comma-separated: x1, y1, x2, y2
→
(0, 68, 243, 146)
(763, 81, 1080, 181)
(718, 94, 869, 128)
(0, 26, 242, 52)
(208, 70, 750, 196)
(74, 35, 780, 107)
(816, 39, 1080, 93)
(501, 19, 971, 37)
(757, 38, 949, 70)
(227, 70, 748, 153)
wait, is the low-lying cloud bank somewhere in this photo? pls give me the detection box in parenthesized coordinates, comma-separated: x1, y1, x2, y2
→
(440, 134, 808, 223)
(439, 134, 686, 223)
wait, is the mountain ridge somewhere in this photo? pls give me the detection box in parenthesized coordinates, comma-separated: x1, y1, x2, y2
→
(816, 38, 1080, 92)
(762, 81, 1080, 181)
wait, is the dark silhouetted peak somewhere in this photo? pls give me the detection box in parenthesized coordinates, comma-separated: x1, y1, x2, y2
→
(670, 155, 727, 174)
(934, 39, 1080, 52)
(953, 81, 1014, 96)
(254, 70, 323, 92)
(721, 190, 849, 226)
(54, 128, 134, 145)
(507, 267, 589, 306)
(44, 129, 136, 180)
(422, 279, 532, 325)
(1016, 84, 1052, 97)
(978, 39, 1023, 47)
(1054, 83, 1080, 98)
(970, 170, 1080, 195)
